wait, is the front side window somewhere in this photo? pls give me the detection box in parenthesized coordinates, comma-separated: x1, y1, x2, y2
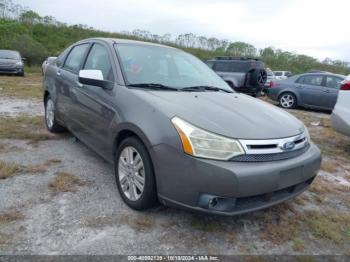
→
(84, 44, 114, 82)
(302, 75, 323, 86)
(56, 47, 71, 67)
(63, 44, 89, 73)
(115, 44, 230, 91)
(325, 76, 343, 89)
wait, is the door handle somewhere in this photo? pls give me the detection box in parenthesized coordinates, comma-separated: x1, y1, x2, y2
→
(75, 81, 83, 88)
(56, 70, 61, 77)
(324, 89, 330, 93)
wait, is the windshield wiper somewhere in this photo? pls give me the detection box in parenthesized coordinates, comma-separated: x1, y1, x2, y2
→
(181, 85, 233, 93)
(127, 83, 179, 91)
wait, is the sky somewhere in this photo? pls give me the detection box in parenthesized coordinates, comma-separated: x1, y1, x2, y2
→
(15, 0, 350, 62)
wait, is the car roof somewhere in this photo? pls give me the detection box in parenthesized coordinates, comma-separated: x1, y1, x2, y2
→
(295, 72, 346, 78)
(75, 38, 176, 49)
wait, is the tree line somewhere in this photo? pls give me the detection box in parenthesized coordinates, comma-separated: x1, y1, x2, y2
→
(0, 0, 349, 75)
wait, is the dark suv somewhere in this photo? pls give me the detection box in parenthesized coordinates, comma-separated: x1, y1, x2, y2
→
(0, 50, 25, 76)
(206, 57, 267, 96)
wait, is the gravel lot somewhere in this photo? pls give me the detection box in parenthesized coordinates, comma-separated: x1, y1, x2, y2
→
(0, 74, 349, 255)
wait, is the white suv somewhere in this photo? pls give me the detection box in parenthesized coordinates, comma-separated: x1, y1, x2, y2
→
(274, 71, 292, 80)
(331, 75, 350, 136)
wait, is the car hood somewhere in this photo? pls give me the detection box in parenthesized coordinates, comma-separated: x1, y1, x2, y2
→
(133, 90, 304, 139)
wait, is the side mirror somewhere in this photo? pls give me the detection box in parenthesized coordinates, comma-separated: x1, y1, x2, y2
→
(22, 57, 26, 61)
(78, 70, 113, 89)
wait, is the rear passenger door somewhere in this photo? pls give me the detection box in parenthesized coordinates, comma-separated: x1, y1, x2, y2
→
(321, 75, 343, 109)
(295, 75, 324, 107)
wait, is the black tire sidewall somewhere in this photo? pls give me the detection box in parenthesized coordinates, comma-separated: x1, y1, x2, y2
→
(114, 137, 158, 210)
(44, 96, 64, 132)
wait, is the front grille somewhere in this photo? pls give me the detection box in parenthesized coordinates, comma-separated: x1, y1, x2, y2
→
(0, 63, 15, 69)
(230, 144, 310, 162)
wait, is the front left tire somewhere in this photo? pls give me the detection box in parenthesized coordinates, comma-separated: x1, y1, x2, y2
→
(44, 96, 65, 133)
(114, 136, 158, 210)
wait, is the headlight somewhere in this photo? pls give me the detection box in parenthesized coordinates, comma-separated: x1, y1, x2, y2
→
(304, 125, 311, 142)
(171, 117, 245, 160)
(16, 61, 23, 66)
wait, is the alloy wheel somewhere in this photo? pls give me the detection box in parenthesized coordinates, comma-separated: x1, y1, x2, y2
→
(46, 99, 55, 129)
(118, 146, 145, 201)
(280, 94, 295, 108)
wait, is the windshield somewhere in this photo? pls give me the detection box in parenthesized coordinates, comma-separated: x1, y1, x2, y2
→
(0, 50, 20, 60)
(115, 44, 231, 91)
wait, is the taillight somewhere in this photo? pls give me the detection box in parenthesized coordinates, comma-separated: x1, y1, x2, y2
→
(269, 81, 277, 88)
(340, 81, 350, 90)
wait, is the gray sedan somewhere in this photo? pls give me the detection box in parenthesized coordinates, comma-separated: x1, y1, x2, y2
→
(43, 38, 321, 216)
(268, 73, 345, 110)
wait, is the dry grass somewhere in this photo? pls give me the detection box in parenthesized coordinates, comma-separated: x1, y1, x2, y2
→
(0, 159, 62, 179)
(309, 176, 348, 195)
(304, 211, 350, 244)
(0, 233, 12, 245)
(260, 203, 301, 243)
(49, 172, 85, 193)
(0, 160, 21, 179)
(0, 143, 19, 154)
(292, 238, 305, 252)
(321, 159, 340, 173)
(0, 74, 42, 99)
(0, 210, 24, 224)
(84, 214, 155, 232)
(0, 115, 60, 143)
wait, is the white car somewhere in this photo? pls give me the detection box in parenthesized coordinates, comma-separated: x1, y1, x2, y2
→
(274, 71, 292, 80)
(331, 75, 350, 136)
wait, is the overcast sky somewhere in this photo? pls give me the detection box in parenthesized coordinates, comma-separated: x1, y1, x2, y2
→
(15, 0, 350, 61)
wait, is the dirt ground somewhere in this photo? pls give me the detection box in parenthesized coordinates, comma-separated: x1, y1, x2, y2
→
(0, 74, 349, 255)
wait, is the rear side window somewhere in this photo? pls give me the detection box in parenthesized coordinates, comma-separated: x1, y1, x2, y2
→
(84, 44, 114, 82)
(275, 72, 282, 76)
(325, 76, 343, 89)
(214, 62, 230, 72)
(229, 62, 249, 73)
(63, 44, 89, 73)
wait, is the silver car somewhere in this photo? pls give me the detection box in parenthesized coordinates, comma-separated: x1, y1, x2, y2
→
(43, 38, 321, 215)
(268, 72, 346, 110)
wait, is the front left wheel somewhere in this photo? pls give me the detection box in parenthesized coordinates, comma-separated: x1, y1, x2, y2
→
(115, 137, 158, 210)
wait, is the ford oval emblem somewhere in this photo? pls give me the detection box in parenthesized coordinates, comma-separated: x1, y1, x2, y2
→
(281, 141, 295, 151)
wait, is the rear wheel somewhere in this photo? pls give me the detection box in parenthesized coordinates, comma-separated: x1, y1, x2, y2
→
(44, 96, 65, 132)
(279, 92, 297, 109)
(115, 137, 158, 210)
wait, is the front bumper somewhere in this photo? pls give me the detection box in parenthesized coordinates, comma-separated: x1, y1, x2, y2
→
(153, 143, 321, 216)
(0, 67, 23, 75)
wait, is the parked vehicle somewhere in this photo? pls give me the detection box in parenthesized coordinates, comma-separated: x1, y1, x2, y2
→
(206, 57, 267, 96)
(331, 75, 350, 136)
(274, 71, 292, 80)
(264, 68, 275, 88)
(43, 38, 321, 215)
(42, 57, 57, 76)
(267, 72, 346, 110)
(0, 49, 24, 76)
